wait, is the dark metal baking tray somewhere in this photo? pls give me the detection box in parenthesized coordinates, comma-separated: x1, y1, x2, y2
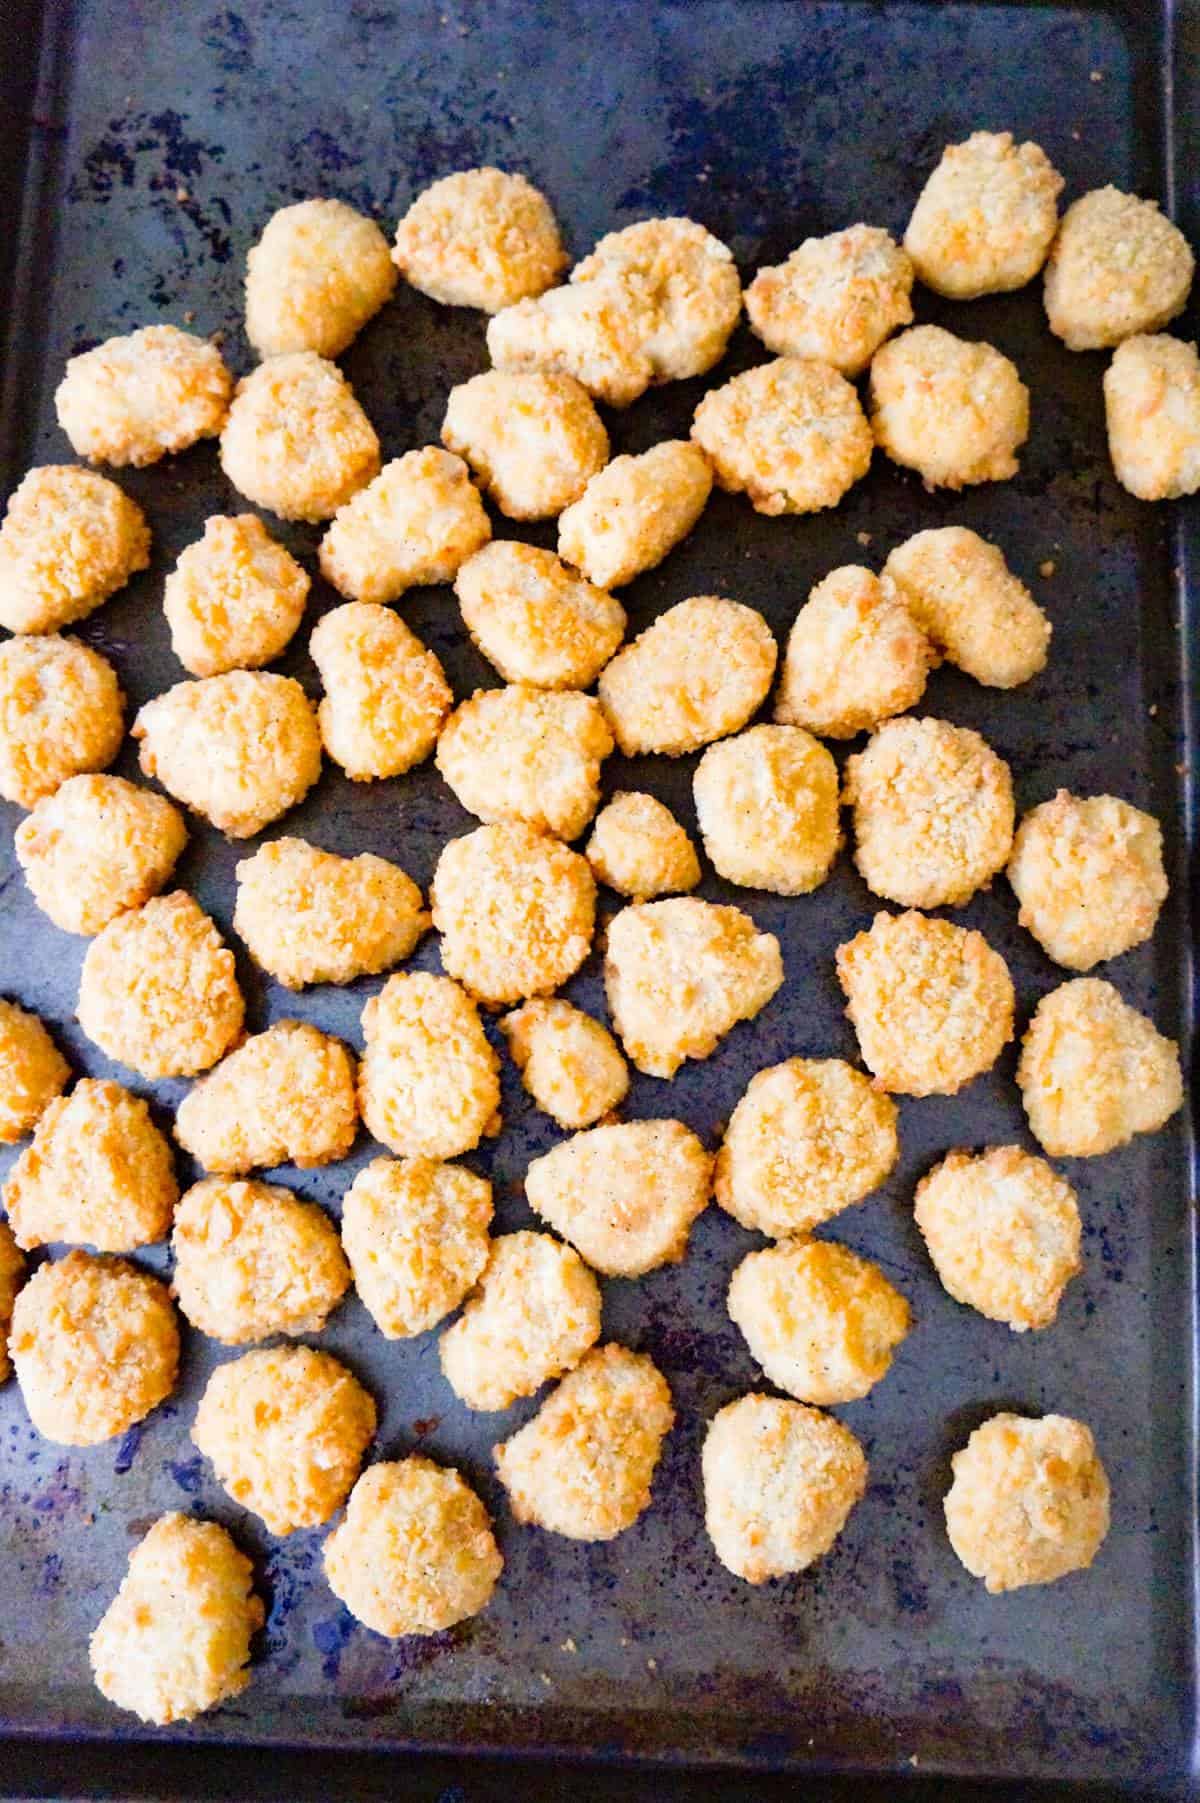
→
(0, 0, 1196, 1792)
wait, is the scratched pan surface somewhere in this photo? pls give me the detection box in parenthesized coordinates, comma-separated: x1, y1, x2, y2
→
(0, 0, 1196, 1789)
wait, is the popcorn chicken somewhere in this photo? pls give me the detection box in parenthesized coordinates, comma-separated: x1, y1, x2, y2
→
(170, 1176, 349, 1343)
(4, 1078, 176, 1252)
(0, 466, 149, 634)
(905, 132, 1063, 298)
(745, 225, 914, 374)
(1103, 332, 1200, 499)
(883, 526, 1051, 688)
(163, 514, 310, 677)
(174, 1019, 358, 1173)
(1017, 977, 1183, 1157)
(439, 1230, 602, 1412)
(233, 836, 427, 989)
(1044, 187, 1194, 350)
(0, 999, 68, 1145)
(1007, 791, 1167, 970)
(691, 357, 872, 514)
(584, 791, 700, 901)
(0, 634, 124, 809)
(557, 440, 712, 589)
(597, 594, 777, 757)
(219, 352, 380, 521)
(774, 564, 933, 738)
(525, 1118, 711, 1276)
(309, 601, 451, 780)
(358, 971, 500, 1161)
(0, 1222, 25, 1383)
(318, 448, 491, 604)
(442, 369, 608, 519)
(571, 216, 742, 380)
(499, 998, 628, 1129)
(56, 324, 232, 467)
(694, 723, 840, 895)
(944, 1413, 1109, 1592)
(487, 280, 653, 408)
(245, 197, 397, 357)
(436, 685, 613, 840)
(454, 540, 626, 690)
(340, 1155, 493, 1338)
(392, 167, 566, 312)
(869, 325, 1029, 488)
(15, 774, 187, 936)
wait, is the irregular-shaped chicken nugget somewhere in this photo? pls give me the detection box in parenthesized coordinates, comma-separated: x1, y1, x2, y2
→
(572, 216, 742, 380)
(10, 1249, 178, 1445)
(0, 1222, 25, 1383)
(1007, 791, 1167, 971)
(55, 324, 232, 468)
(318, 448, 491, 605)
(774, 564, 933, 738)
(245, 196, 397, 358)
(436, 685, 613, 840)
(90, 1514, 263, 1725)
(431, 823, 596, 1006)
(439, 1230, 601, 1412)
(4, 1078, 176, 1252)
(174, 1020, 357, 1173)
(500, 998, 629, 1129)
(1044, 187, 1194, 351)
(557, 440, 712, 589)
(694, 723, 840, 895)
(454, 540, 625, 690)
(598, 594, 777, 757)
(163, 514, 310, 678)
(905, 131, 1063, 298)
(692, 356, 872, 514)
(837, 911, 1015, 1096)
(883, 526, 1050, 688)
(945, 1413, 1109, 1593)
(870, 325, 1029, 488)
(525, 1118, 711, 1276)
(714, 1057, 899, 1238)
(1017, 977, 1182, 1157)
(0, 634, 124, 809)
(1104, 333, 1200, 500)
(358, 971, 500, 1160)
(487, 278, 653, 409)
(234, 836, 427, 989)
(0, 1000, 68, 1145)
(340, 1155, 493, 1338)
(584, 791, 700, 901)
(495, 1343, 674, 1541)
(219, 352, 380, 522)
(171, 1176, 349, 1343)
(15, 774, 186, 936)
(192, 1345, 375, 1535)
(392, 167, 566, 312)
(702, 1394, 867, 1583)
(442, 369, 608, 520)
(0, 466, 150, 634)
(77, 892, 244, 1080)
(310, 601, 451, 781)
(745, 225, 914, 374)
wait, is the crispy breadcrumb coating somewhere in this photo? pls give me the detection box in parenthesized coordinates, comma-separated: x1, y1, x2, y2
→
(557, 440, 712, 589)
(0, 999, 69, 1145)
(318, 448, 491, 604)
(499, 998, 629, 1129)
(439, 1230, 602, 1411)
(584, 791, 701, 901)
(746, 225, 914, 374)
(170, 1176, 349, 1342)
(1007, 791, 1167, 970)
(869, 324, 1029, 488)
(233, 836, 427, 990)
(905, 132, 1063, 298)
(1017, 977, 1182, 1156)
(442, 368, 608, 520)
(15, 774, 186, 936)
(694, 723, 841, 895)
(245, 197, 397, 357)
(0, 466, 149, 634)
(56, 325, 232, 468)
(358, 971, 500, 1161)
(944, 1413, 1109, 1592)
(392, 167, 566, 312)
(692, 357, 873, 514)
(883, 526, 1050, 688)
(219, 352, 380, 522)
(598, 594, 777, 757)
(525, 1118, 711, 1276)
(174, 1019, 358, 1173)
(0, 634, 124, 810)
(340, 1155, 493, 1338)
(309, 601, 451, 781)
(1104, 332, 1200, 499)
(1045, 187, 1194, 351)
(454, 540, 626, 690)
(436, 685, 613, 840)
(163, 514, 310, 678)
(4, 1078, 176, 1251)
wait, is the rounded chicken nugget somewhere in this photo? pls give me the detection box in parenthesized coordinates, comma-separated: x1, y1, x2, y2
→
(174, 1019, 358, 1173)
(1104, 332, 1200, 500)
(163, 514, 310, 678)
(525, 1118, 711, 1277)
(10, 1249, 178, 1445)
(431, 823, 596, 1006)
(945, 1412, 1109, 1593)
(170, 1175, 349, 1343)
(192, 1345, 375, 1535)
(358, 971, 500, 1161)
(219, 352, 380, 522)
(495, 1343, 674, 1541)
(436, 685, 613, 841)
(442, 369, 608, 520)
(1044, 187, 1194, 351)
(55, 324, 232, 468)
(318, 448, 490, 606)
(455, 540, 625, 690)
(340, 1155, 493, 1338)
(843, 716, 1015, 909)
(0, 634, 124, 810)
(392, 167, 566, 312)
(883, 526, 1050, 689)
(439, 1230, 601, 1412)
(15, 774, 187, 936)
(584, 791, 700, 901)
(914, 1146, 1081, 1332)
(4, 1078, 176, 1252)
(1007, 790, 1167, 971)
(870, 324, 1029, 489)
(745, 224, 914, 375)
(1017, 977, 1182, 1157)
(310, 601, 451, 781)
(0, 465, 150, 634)
(728, 1238, 910, 1405)
(714, 1057, 899, 1238)
(702, 1394, 867, 1583)
(89, 1513, 263, 1726)
(692, 356, 872, 515)
(0, 1222, 25, 1383)
(604, 896, 783, 1079)
(836, 911, 1015, 1097)
(0, 1000, 68, 1145)
(500, 998, 629, 1129)
(694, 723, 840, 895)
(557, 439, 712, 590)
(486, 278, 654, 409)
(905, 131, 1063, 299)
(598, 594, 777, 758)
(245, 196, 396, 358)
(572, 216, 742, 380)
(774, 564, 933, 738)
(78, 892, 244, 1080)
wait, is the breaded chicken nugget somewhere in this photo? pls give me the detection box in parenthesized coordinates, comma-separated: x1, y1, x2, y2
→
(1044, 187, 1194, 351)
(494, 1343, 674, 1541)
(870, 325, 1029, 488)
(0, 466, 149, 634)
(702, 1394, 867, 1583)
(1017, 977, 1182, 1157)
(0, 1000, 68, 1145)
(439, 1230, 601, 1412)
(883, 526, 1051, 688)
(0, 634, 124, 809)
(442, 369, 608, 520)
(15, 774, 186, 936)
(77, 892, 244, 1080)
(340, 1155, 493, 1338)
(584, 791, 701, 901)
(55, 325, 232, 468)
(714, 1057, 899, 1238)
(557, 440, 712, 589)
(309, 601, 451, 781)
(571, 216, 742, 380)
(174, 1019, 357, 1173)
(318, 448, 491, 605)
(598, 594, 777, 757)
(233, 836, 427, 989)
(392, 167, 566, 312)
(525, 1118, 711, 1276)
(358, 971, 500, 1161)
(694, 723, 840, 895)
(192, 1345, 375, 1535)
(170, 1176, 349, 1342)
(1007, 791, 1167, 970)
(728, 1238, 910, 1404)
(10, 1249, 178, 1445)
(604, 896, 784, 1078)
(163, 514, 310, 678)
(500, 998, 629, 1129)
(436, 685, 613, 841)
(905, 131, 1063, 298)
(431, 823, 596, 1006)
(837, 911, 1015, 1096)
(245, 197, 396, 358)
(490, 279, 655, 414)
(691, 356, 872, 514)
(745, 225, 914, 374)
(0, 1222, 25, 1383)
(89, 1514, 263, 1725)
(914, 1146, 1081, 1332)
(945, 1413, 1109, 1593)
(843, 716, 1015, 909)
(774, 564, 933, 738)
(1104, 332, 1200, 500)
(219, 352, 380, 522)
(455, 540, 625, 690)
(4, 1078, 176, 1252)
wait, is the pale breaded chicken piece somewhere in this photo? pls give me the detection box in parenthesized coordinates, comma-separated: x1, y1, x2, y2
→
(174, 1019, 358, 1173)
(692, 356, 873, 514)
(442, 368, 608, 519)
(454, 540, 626, 689)
(245, 197, 397, 357)
(0, 1223, 22, 1383)
(1104, 333, 1200, 499)
(318, 448, 491, 605)
(1044, 187, 1194, 350)
(557, 440, 712, 589)
(436, 685, 613, 841)
(525, 1118, 711, 1276)
(439, 1230, 601, 1412)
(571, 217, 742, 380)
(597, 594, 777, 757)
(869, 324, 1029, 488)
(1017, 977, 1182, 1157)
(905, 131, 1063, 298)
(55, 324, 232, 467)
(693, 723, 840, 895)
(774, 564, 933, 739)
(1007, 791, 1167, 971)
(392, 167, 566, 312)
(0, 1000, 68, 1145)
(340, 1155, 493, 1338)
(944, 1413, 1109, 1593)
(309, 601, 451, 781)
(163, 514, 310, 677)
(0, 466, 149, 634)
(4, 1078, 176, 1252)
(499, 998, 629, 1129)
(219, 352, 380, 521)
(883, 526, 1050, 688)
(584, 791, 701, 901)
(357, 970, 500, 1161)
(745, 225, 914, 374)
(487, 279, 653, 408)
(15, 774, 187, 937)
(0, 634, 124, 809)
